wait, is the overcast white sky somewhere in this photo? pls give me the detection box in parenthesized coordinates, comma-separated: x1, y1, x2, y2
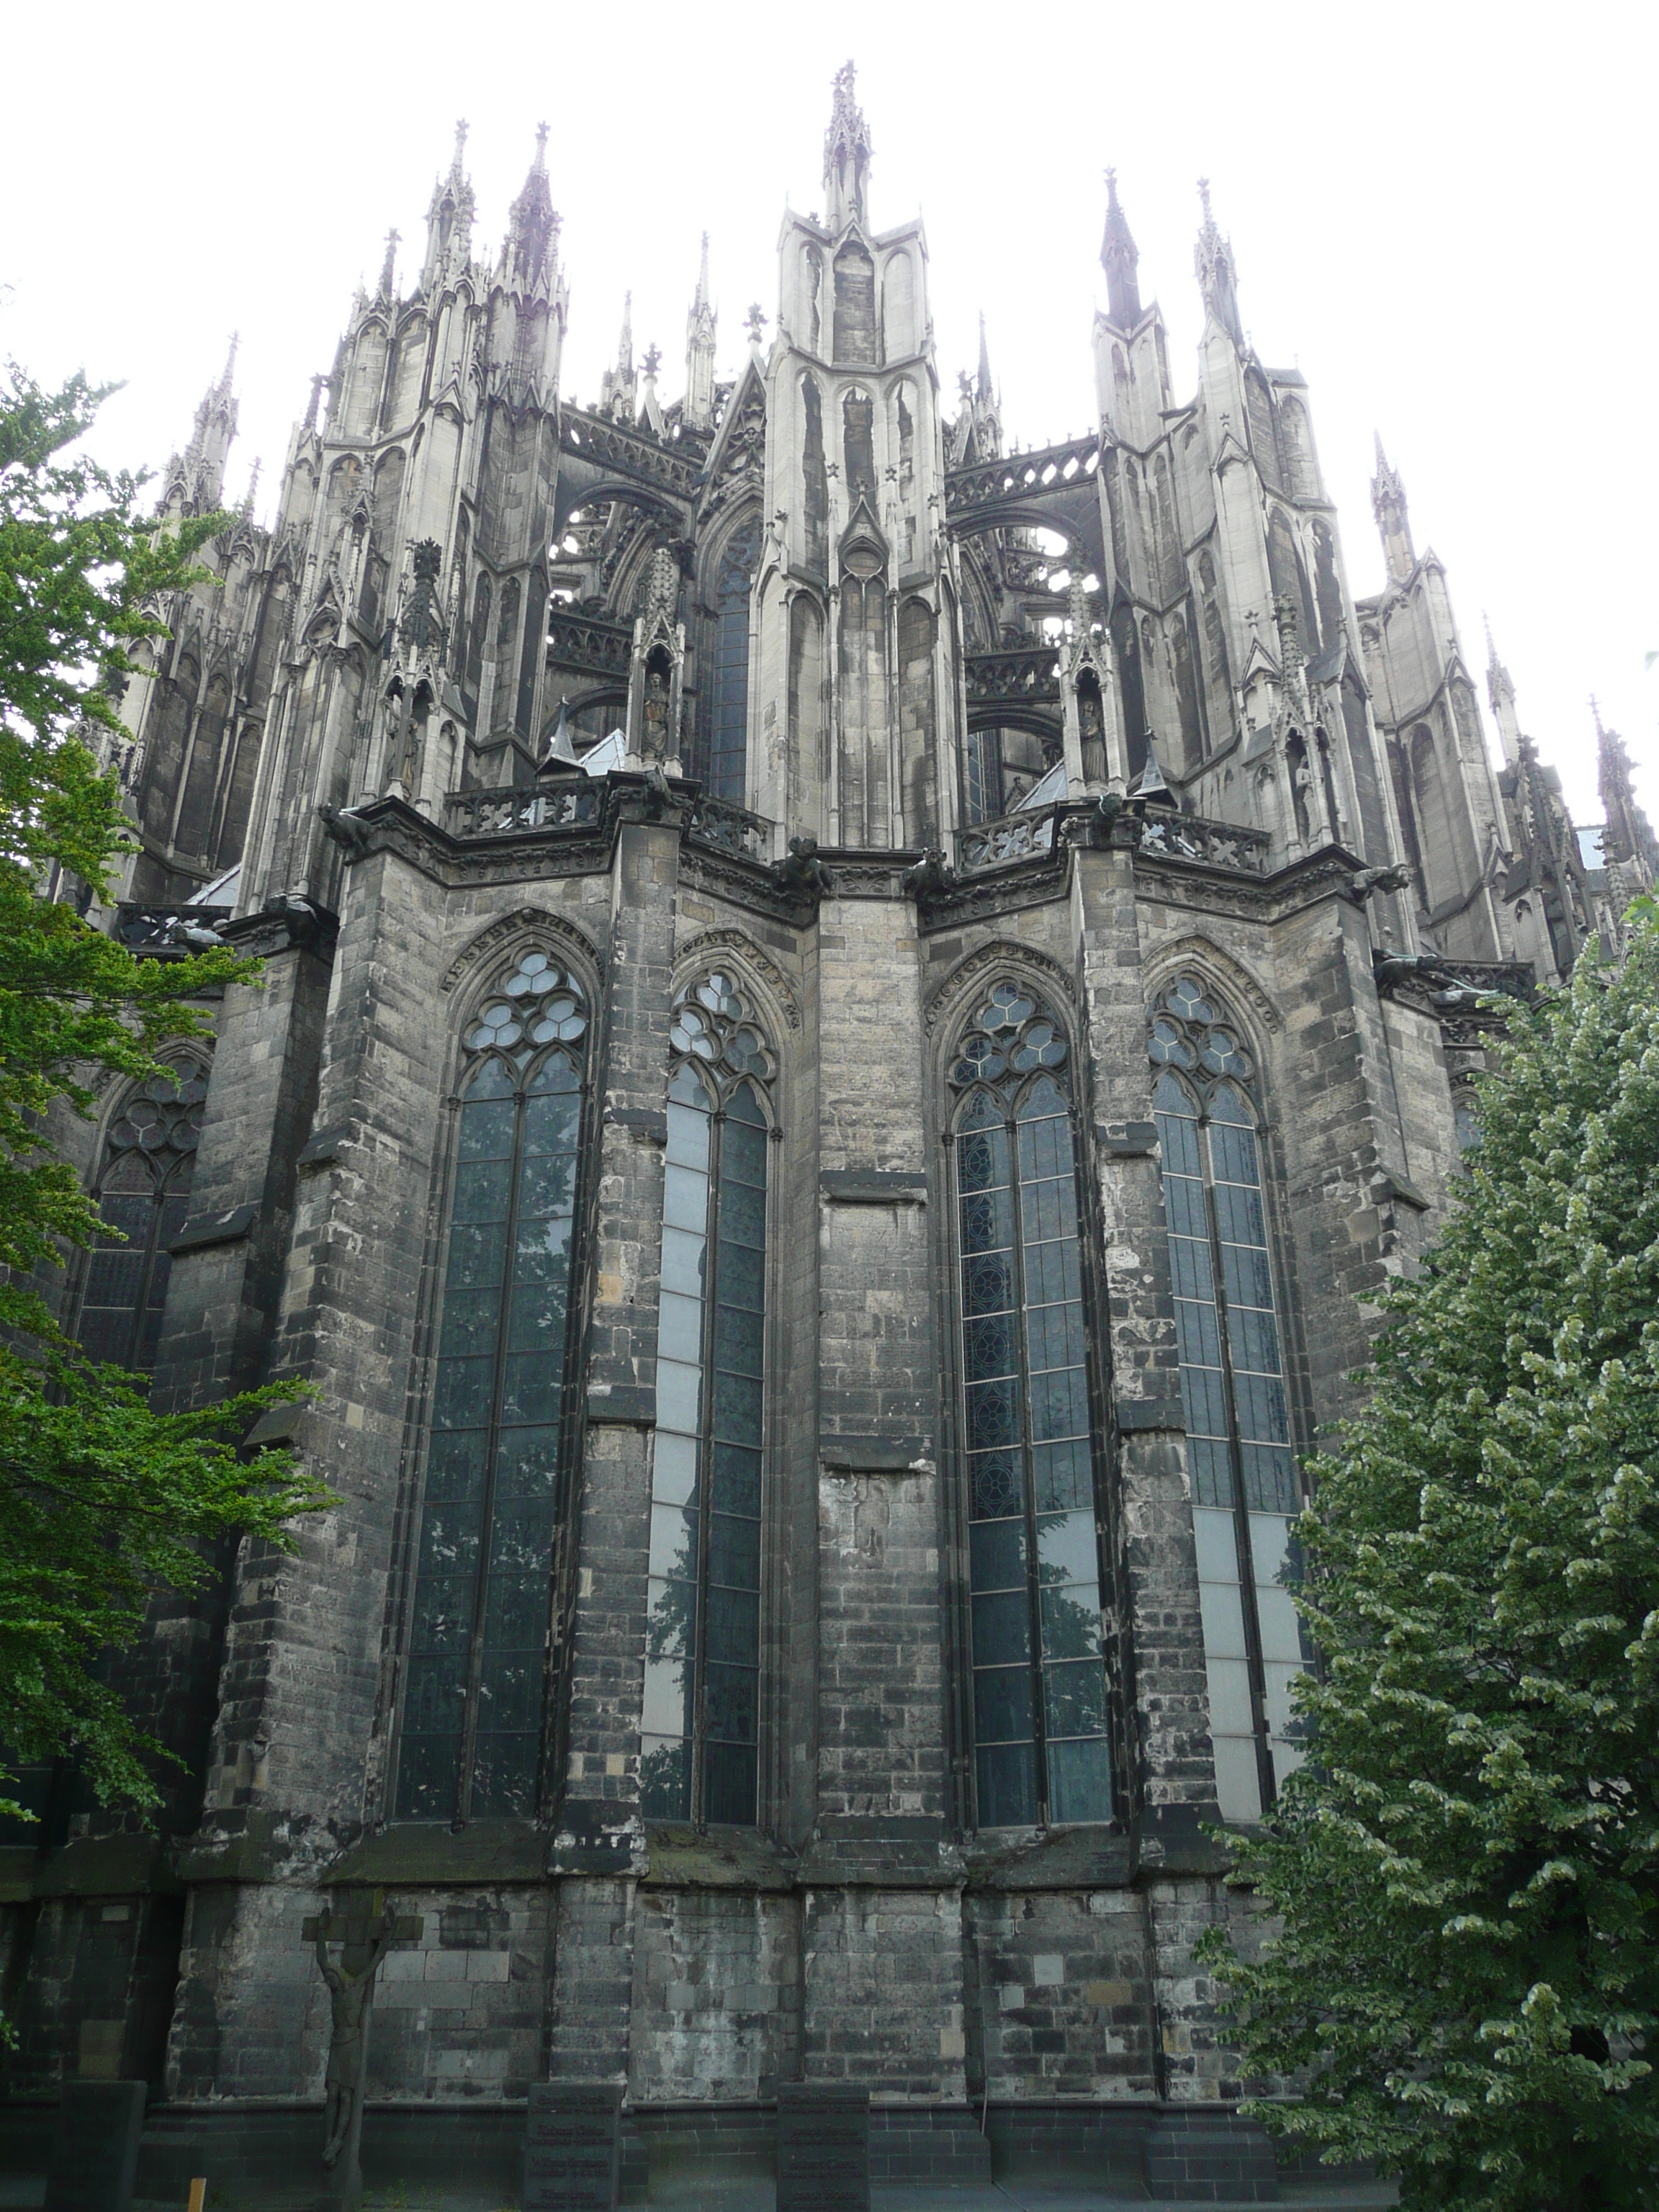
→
(4, 0, 1653, 825)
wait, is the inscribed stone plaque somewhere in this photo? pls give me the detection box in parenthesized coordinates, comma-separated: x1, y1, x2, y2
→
(524, 2081, 624, 2212)
(777, 2082, 870, 2212)
(43, 2080, 147, 2212)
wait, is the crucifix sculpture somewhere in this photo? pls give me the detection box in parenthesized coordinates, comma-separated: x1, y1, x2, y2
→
(305, 1891, 422, 2211)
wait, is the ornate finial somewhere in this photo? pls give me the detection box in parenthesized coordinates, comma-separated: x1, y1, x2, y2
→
(745, 302, 768, 349)
(303, 372, 326, 432)
(378, 228, 400, 297)
(1197, 176, 1213, 226)
(453, 118, 469, 166)
(831, 58, 859, 125)
(242, 457, 261, 516)
(1591, 693, 1604, 735)
(958, 369, 974, 401)
(220, 331, 239, 392)
(534, 121, 549, 168)
(1100, 167, 1140, 323)
(823, 58, 873, 221)
(642, 343, 662, 379)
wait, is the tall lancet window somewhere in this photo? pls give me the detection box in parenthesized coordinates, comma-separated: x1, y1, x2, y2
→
(696, 518, 760, 803)
(397, 950, 590, 1823)
(949, 984, 1112, 1828)
(1148, 976, 1308, 1822)
(642, 973, 774, 1827)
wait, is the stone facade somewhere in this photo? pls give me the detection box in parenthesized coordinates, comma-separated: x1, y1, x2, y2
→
(5, 64, 1654, 2201)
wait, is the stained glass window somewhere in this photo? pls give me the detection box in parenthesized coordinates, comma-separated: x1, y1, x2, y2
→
(76, 1069, 208, 1373)
(950, 984, 1112, 1828)
(396, 950, 589, 1822)
(1149, 975, 1307, 1821)
(642, 972, 774, 1827)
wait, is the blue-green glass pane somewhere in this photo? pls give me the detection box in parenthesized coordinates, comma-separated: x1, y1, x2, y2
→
(443, 1220, 505, 1293)
(961, 1188, 1015, 1256)
(486, 1497, 554, 1577)
(433, 1357, 494, 1431)
(498, 1352, 562, 1427)
(1047, 1734, 1112, 1823)
(703, 1742, 757, 1827)
(714, 1239, 763, 1311)
(710, 1442, 760, 1518)
(395, 1732, 461, 1820)
(410, 1575, 472, 1654)
(482, 1570, 548, 1650)
(1040, 1585, 1102, 1661)
(977, 1742, 1038, 1827)
(718, 1177, 765, 1249)
(714, 1303, 764, 1376)
(417, 1496, 483, 1581)
(705, 1585, 760, 1666)
(493, 1426, 561, 1498)
(970, 1449, 1022, 1521)
(1032, 1440, 1092, 1515)
(1044, 1658, 1110, 1739)
(971, 1588, 1030, 1667)
(962, 1251, 1015, 1316)
(439, 1287, 500, 1361)
(451, 1157, 513, 1224)
(969, 1516, 1026, 1592)
(709, 1512, 760, 1591)
(458, 1097, 516, 1161)
(425, 1430, 487, 1501)
(469, 1732, 539, 1818)
(974, 1663, 1033, 1745)
(966, 1377, 1020, 1453)
(964, 1312, 1019, 1380)
(704, 1663, 757, 1745)
(640, 1735, 692, 1820)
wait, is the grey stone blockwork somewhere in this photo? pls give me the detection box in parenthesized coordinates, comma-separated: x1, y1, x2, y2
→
(12, 63, 1638, 2208)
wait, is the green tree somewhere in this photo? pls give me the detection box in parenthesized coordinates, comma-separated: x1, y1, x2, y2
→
(0, 361, 325, 1814)
(1199, 908, 1659, 2211)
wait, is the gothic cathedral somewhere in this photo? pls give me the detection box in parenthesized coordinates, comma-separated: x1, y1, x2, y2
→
(9, 65, 1655, 2200)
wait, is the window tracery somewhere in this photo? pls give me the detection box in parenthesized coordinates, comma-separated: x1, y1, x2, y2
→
(643, 972, 774, 1827)
(1148, 974, 1306, 1821)
(948, 984, 1112, 1827)
(396, 949, 590, 1823)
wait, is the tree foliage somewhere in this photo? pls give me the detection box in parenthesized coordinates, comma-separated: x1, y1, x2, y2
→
(0, 363, 325, 1812)
(1200, 907, 1659, 2211)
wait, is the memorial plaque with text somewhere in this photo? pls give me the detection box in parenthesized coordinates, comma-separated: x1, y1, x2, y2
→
(777, 2082, 870, 2212)
(524, 2081, 624, 2212)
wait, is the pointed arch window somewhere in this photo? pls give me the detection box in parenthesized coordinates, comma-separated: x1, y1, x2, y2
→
(396, 950, 590, 1823)
(948, 985, 1112, 1828)
(1148, 976, 1307, 1822)
(696, 518, 760, 802)
(75, 1068, 207, 1372)
(642, 974, 775, 1827)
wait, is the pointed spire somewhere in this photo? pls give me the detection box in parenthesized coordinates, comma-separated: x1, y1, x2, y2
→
(1194, 176, 1243, 346)
(303, 372, 326, 434)
(639, 343, 665, 437)
(452, 117, 469, 174)
(423, 118, 477, 289)
(745, 302, 768, 364)
(543, 694, 580, 770)
(1483, 615, 1524, 768)
(685, 235, 719, 430)
(1370, 433, 1416, 585)
(377, 228, 400, 300)
(823, 59, 873, 231)
(1100, 168, 1141, 327)
(500, 125, 559, 295)
(600, 293, 637, 421)
(240, 457, 261, 521)
(976, 312, 993, 400)
(218, 331, 240, 395)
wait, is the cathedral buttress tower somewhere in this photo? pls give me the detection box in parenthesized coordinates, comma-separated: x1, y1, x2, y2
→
(751, 63, 963, 850)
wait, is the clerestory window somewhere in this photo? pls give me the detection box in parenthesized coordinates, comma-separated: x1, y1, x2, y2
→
(1149, 975, 1308, 1822)
(948, 984, 1113, 1828)
(396, 950, 590, 1822)
(642, 973, 774, 1827)
(76, 1068, 207, 1373)
(696, 519, 759, 804)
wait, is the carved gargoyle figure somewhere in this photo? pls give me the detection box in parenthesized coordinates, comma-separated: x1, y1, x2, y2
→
(901, 848, 956, 903)
(318, 801, 373, 858)
(1089, 788, 1128, 845)
(314, 1903, 396, 2170)
(1372, 950, 1452, 992)
(1350, 862, 1413, 901)
(773, 834, 836, 901)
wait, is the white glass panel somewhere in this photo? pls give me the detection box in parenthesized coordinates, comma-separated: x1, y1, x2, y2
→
(656, 1358, 703, 1436)
(1262, 1660, 1305, 1738)
(1205, 1655, 1256, 1737)
(1212, 1734, 1264, 1825)
(1197, 1579, 1249, 1661)
(1254, 1581, 1305, 1666)
(1247, 1511, 1295, 1583)
(660, 1226, 707, 1297)
(662, 1164, 709, 1232)
(642, 1656, 691, 1735)
(649, 1503, 697, 1580)
(652, 1429, 699, 1506)
(657, 1289, 703, 1364)
(1270, 1735, 1308, 1789)
(1192, 1506, 1241, 1583)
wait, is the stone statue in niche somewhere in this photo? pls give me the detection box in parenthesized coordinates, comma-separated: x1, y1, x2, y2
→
(1078, 680, 1107, 784)
(642, 660, 672, 763)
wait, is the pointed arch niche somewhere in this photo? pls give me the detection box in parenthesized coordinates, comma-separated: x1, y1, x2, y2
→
(945, 981, 1112, 1828)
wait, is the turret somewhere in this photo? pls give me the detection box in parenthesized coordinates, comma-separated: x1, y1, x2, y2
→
(1371, 435, 1415, 585)
(1194, 179, 1243, 348)
(685, 233, 717, 430)
(160, 335, 240, 515)
(1596, 702, 1659, 887)
(1485, 618, 1523, 767)
(600, 292, 637, 421)
(421, 119, 476, 292)
(822, 58, 872, 232)
(1100, 167, 1141, 328)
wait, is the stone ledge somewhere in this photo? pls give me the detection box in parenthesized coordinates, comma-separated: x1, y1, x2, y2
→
(819, 1169, 929, 1205)
(169, 1202, 257, 1256)
(819, 1435, 932, 1472)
